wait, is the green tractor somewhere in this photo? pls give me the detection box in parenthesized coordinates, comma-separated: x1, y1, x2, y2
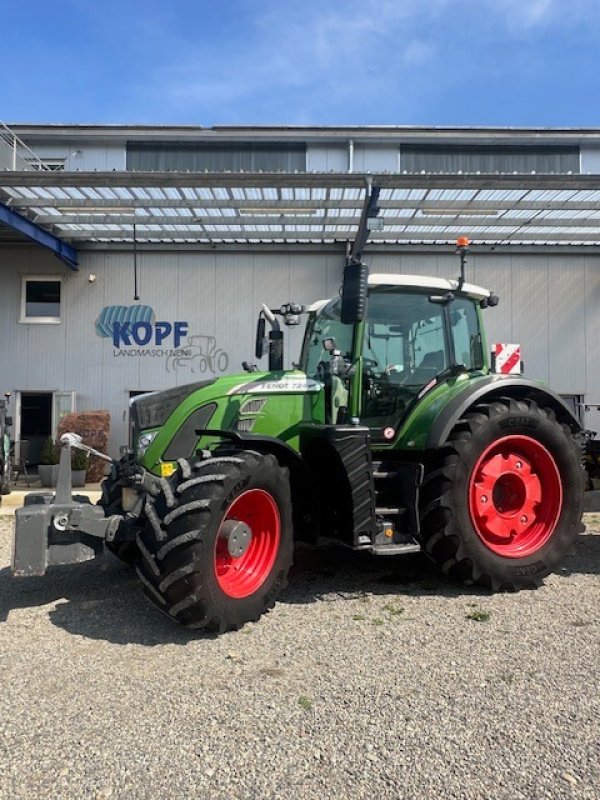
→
(12, 198, 584, 632)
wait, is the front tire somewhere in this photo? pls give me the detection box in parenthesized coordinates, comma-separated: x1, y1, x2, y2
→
(99, 470, 139, 565)
(136, 450, 293, 631)
(419, 397, 584, 590)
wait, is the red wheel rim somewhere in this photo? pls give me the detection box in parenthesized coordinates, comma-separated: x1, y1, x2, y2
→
(214, 489, 281, 599)
(468, 435, 562, 558)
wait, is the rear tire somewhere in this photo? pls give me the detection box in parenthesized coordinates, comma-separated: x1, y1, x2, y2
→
(419, 397, 584, 590)
(136, 450, 293, 631)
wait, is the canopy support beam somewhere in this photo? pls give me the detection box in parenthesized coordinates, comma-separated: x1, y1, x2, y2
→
(0, 201, 78, 270)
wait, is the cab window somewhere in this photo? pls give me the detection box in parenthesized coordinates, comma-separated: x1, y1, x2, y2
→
(450, 298, 483, 369)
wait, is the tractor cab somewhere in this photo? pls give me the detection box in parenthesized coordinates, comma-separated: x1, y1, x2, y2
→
(301, 274, 491, 438)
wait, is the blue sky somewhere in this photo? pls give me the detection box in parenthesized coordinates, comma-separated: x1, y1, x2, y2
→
(3, 0, 600, 126)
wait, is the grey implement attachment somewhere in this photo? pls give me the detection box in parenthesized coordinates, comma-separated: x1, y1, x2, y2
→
(12, 436, 122, 576)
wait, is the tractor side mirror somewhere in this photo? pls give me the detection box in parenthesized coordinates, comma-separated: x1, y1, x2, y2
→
(255, 316, 266, 359)
(340, 261, 369, 324)
(480, 293, 500, 309)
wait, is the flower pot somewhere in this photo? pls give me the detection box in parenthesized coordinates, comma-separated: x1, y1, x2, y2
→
(72, 470, 86, 488)
(38, 464, 59, 488)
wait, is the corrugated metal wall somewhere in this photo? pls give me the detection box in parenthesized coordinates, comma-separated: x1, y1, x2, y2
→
(1, 246, 600, 454)
(32, 143, 126, 171)
(18, 136, 600, 175)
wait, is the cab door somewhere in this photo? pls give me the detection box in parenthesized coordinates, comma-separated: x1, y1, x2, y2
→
(359, 289, 447, 442)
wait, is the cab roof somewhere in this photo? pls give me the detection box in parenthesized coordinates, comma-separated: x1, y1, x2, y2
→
(307, 273, 491, 311)
(368, 273, 490, 300)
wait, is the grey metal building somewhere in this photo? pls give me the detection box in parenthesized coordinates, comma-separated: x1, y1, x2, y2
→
(2, 123, 600, 460)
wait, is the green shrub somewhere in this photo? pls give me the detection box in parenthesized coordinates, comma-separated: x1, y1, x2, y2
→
(71, 448, 88, 471)
(40, 437, 59, 465)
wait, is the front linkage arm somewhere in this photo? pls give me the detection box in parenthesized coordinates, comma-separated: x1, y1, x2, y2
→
(12, 434, 156, 577)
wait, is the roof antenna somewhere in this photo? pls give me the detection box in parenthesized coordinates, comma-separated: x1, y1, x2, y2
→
(455, 236, 470, 289)
(133, 221, 140, 301)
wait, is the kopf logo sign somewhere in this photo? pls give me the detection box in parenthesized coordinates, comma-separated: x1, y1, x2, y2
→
(112, 319, 188, 347)
(95, 305, 189, 350)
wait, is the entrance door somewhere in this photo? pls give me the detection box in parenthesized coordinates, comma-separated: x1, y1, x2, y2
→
(18, 392, 52, 466)
(16, 390, 76, 465)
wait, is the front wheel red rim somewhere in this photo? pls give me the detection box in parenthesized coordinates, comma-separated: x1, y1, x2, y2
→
(468, 435, 562, 558)
(214, 489, 281, 599)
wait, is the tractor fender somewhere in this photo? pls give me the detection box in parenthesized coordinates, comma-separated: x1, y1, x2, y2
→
(202, 429, 304, 470)
(199, 429, 319, 541)
(425, 375, 581, 450)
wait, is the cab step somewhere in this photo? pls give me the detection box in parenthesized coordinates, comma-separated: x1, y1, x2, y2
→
(357, 541, 421, 556)
(376, 507, 406, 516)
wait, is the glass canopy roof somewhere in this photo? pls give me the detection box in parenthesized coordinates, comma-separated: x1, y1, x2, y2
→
(2, 171, 600, 247)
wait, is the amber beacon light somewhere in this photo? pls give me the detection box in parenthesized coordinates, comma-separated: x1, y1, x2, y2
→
(455, 236, 471, 287)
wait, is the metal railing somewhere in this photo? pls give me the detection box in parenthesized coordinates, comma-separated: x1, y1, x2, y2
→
(0, 121, 50, 171)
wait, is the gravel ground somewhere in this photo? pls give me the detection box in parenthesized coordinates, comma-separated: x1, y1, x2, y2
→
(0, 516, 599, 800)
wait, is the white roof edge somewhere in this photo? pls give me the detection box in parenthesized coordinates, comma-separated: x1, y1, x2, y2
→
(368, 273, 490, 300)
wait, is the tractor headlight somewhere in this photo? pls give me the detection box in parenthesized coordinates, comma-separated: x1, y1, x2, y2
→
(137, 431, 158, 457)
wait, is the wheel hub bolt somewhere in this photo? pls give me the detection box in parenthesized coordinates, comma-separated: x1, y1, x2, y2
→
(520, 515, 527, 524)
(481, 495, 487, 503)
(515, 461, 522, 469)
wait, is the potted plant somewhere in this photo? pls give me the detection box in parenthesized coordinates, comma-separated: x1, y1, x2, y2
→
(38, 437, 59, 488)
(71, 448, 88, 488)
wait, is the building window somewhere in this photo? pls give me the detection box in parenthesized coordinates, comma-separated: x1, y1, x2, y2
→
(401, 145, 580, 174)
(20, 277, 62, 323)
(126, 142, 307, 172)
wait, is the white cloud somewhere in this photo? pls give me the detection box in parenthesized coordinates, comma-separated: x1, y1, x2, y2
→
(493, 0, 555, 29)
(150, 0, 597, 123)
(486, 0, 598, 30)
(159, 1, 441, 120)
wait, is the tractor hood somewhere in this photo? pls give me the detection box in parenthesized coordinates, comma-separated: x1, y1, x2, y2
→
(133, 371, 325, 473)
(130, 380, 216, 430)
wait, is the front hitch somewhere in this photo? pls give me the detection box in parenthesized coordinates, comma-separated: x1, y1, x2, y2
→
(12, 435, 125, 577)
